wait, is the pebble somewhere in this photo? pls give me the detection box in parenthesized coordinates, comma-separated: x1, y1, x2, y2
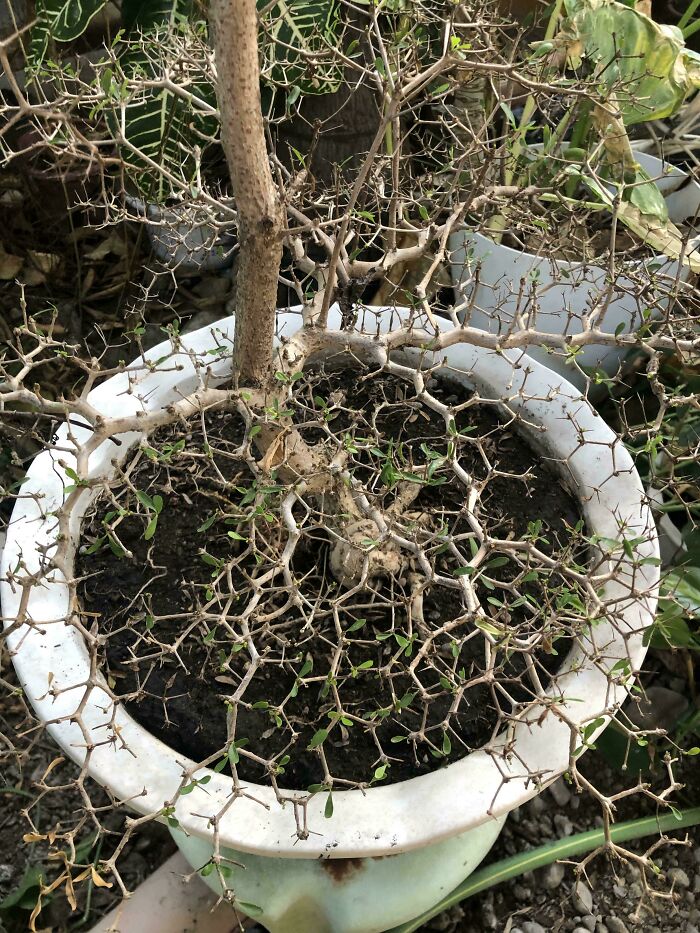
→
(578, 917, 596, 932)
(554, 814, 574, 837)
(0, 864, 13, 884)
(514, 884, 531, 902)
(549, 777, 572, 807)
(669, 867, 691, 889)
(573, 929, 593, 933)
(522, 923, 547, 933)
(543, 862, 567, 890)
(573, 880, 594, 915)
(606, 918, 630, 933)
(624, 686, 688, 731)
(528, 795, 547, 817)
(612, 883, 627, 898)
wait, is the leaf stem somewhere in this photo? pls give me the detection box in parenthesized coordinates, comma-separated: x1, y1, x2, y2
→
(389, 806, 700, 933)
(679, 0, 700, 33)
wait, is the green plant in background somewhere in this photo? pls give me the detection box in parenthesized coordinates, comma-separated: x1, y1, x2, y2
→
(595, 355, 700, 771)
(27, 0, 348, 201)
(679, 0, 700, 42)
(492, 0, 700, 267)
(388, 806, 700, 933)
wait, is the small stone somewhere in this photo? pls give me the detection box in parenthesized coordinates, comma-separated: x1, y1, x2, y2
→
(543, 862, 567, 890)
(514, 884, 531, 902)
(573, 929, 593, 933)
(624, 686, 688, 732)
(573, 880, 594, 915)
(0, 865, 13, 884)
(522, 923, 547, 933)
(579, 918, 597, 932)
(595, 925, 608, 933)
(613, 883, 627, 898)
(549, 777, 572, 807)
(606, 919, 630, 933)
(669, 868, 691, 889)
(528, 795, 547, 817)
(554, 814, 574, 837)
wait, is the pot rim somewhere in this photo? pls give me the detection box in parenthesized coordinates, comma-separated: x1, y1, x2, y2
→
(0, 305, 659, 858)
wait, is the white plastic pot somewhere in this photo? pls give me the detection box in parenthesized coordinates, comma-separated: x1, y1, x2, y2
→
(449, 151, 700, 389)
(0, 306, 659, 933)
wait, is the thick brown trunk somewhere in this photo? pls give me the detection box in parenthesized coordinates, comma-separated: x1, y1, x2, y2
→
(210, 0, 284, 386)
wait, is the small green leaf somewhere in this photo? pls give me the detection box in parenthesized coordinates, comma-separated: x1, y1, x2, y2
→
(144, 515, 158, 540)
(308, 729, 328, 749)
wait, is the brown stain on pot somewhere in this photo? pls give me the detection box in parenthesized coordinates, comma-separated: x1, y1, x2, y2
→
(321, 857, 365, 882)
(321, 852, 394, 883)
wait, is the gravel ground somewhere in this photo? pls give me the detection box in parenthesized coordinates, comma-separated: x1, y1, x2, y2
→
(420, 760, 700, 933)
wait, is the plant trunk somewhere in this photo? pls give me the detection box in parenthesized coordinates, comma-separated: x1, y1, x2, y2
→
(210, 0, 284, 386)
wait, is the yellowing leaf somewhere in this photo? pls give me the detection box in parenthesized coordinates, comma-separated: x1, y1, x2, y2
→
(556, 0, 700, 125)
(91, 865, 113, 888)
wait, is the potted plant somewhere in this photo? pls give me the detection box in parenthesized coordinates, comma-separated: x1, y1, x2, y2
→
(1, 2, 661, 932)
(450, 0, 700, 390)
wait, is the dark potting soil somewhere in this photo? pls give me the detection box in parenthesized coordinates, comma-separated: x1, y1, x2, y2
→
(76, 366, 584, 791)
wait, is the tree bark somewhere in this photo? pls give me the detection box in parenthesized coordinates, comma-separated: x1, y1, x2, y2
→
(210, 0, 284, 386)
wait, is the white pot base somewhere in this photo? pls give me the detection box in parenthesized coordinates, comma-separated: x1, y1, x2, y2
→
(172, 815, 506, 933)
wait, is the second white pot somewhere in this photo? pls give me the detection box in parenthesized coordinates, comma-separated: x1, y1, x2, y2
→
(449, 151, 700, 390)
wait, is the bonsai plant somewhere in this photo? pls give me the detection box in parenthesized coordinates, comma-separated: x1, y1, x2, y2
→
(450, 0, 700, 389)
(0, 1, 670, 931)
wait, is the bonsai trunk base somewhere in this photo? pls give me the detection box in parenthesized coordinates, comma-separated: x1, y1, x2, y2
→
(172, 816, 506, 933)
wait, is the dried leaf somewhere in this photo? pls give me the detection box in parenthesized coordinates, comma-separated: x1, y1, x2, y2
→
(23, 832, 47, 843)
(90, 866, 113, 888)
(85, 232, 128, 261)
(41, 756, 64, 780)
(23, 251, 61, 286)
(0, 247, 23, 280)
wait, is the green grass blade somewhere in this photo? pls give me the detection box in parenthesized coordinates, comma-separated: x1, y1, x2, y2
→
(389, 807, 700, 933)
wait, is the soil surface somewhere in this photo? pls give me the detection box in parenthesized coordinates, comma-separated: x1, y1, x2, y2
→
(76, 367, 582, 790)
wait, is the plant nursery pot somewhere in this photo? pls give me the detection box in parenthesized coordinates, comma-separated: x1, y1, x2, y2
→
(14, 127, 103, 222)
(449, 150, 700, 390)
(0, 306, 659, 933)
(126, 196, 236, 274)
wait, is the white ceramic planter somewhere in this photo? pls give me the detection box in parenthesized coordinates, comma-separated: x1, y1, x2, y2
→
(449, 151, 700, 390)
(0, 306, 659, 933)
